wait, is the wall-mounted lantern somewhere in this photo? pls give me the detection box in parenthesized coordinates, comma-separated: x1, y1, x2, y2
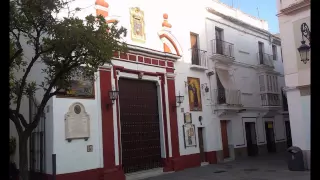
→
(106, 88, 119, 108)
(173, 91, 184, 108)
(201, 83, 209, 93)
(199, 116, 203, 125)
(297, 23, 311, 64)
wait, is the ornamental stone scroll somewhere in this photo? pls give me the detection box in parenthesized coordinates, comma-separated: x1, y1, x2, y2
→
(65, 102, 90, 142)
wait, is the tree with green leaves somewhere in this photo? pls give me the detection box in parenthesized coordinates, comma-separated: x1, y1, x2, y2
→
(9, 0, 127, 179)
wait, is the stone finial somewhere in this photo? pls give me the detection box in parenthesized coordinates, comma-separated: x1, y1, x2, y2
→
(162, 13, 172, 28)
(95, 0, 109, 8)
(95, 0, 109, 18)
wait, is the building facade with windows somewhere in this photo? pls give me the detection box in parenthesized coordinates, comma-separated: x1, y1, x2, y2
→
(276, 0, 310, 170)
(10, 0, 290, 179)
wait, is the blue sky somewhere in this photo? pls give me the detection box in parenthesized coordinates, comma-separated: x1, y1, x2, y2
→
(219, 0, 279, 33)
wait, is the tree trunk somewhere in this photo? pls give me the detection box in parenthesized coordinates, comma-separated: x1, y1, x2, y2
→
(19, 135, 29, 180)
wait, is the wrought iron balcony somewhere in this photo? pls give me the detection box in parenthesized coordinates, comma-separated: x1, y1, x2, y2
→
(212, 88, 242, 106)
(211, 39, 234, 58)
(260, 93, 281, 106)
(190, 48, 208, 67)
(257, 52, 274, 67)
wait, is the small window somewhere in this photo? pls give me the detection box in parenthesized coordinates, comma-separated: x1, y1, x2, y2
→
(272, 45, 277, 60)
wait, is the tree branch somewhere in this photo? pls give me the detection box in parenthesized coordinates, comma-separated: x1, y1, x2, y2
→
(9, 109, 23, 134)
(27, 63, 79, 135)
(13, 110, 29, 128)
(10, 49, 23, 63)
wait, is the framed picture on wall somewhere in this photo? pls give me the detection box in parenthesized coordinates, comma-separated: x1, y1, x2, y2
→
(187, 77, 202, 111)
(56, 67, 95, 99)
(183, 123, 197, 148)
(184, 112, 192, 124)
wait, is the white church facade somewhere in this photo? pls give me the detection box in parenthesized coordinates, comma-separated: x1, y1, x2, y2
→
(10, 0, 291, 179)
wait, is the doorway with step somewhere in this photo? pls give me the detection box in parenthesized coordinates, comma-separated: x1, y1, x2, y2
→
(265, 121, 277, 153)
(245, 122, 259, 156)
(198, 127, 206, 163)
(220, 120, 230, 159)
(285, 121, 292, 148)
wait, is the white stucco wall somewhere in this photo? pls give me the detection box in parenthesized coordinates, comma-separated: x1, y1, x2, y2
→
(277, 0, 310, 156)
(52, 96, 102, 174)
(301, 95, 310, 150)
(278, 9, 310, 87)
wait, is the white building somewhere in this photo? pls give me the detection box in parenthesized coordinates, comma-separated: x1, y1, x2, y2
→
(276, 0, 310, 170)
(10, 0, 290, 179)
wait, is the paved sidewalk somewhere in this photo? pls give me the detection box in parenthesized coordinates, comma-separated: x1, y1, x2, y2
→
(143, 153, 310, 180)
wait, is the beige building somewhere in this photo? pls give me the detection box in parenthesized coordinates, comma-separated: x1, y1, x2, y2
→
(276, 0, 310, 169)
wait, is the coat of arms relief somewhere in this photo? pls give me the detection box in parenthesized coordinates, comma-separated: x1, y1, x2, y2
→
(130, 7, 146, 43)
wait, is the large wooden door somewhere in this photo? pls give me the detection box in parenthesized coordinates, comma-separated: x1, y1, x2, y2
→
(198, 128, 205, 162)
(220, 120, 230, 158)
(119, 78, 162, 173)
(245, 122, 259, 156)
(265, 121, 276, 153)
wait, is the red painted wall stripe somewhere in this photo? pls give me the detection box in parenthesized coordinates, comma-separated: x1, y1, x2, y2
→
(99, 70, 115, 168)
(167, 79, 180, 158)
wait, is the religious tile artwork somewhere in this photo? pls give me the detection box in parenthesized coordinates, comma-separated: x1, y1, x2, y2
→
(130, 7, 146, 43)
(65, 102, 90, 142)
(183, 123, 197, 148)
(57, 67, 95, 98)
(187, 77, 202, 111)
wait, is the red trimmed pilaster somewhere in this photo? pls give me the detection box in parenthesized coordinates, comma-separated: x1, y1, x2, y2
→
(165, 73, 185, 171)
(99, 68, 125, 180)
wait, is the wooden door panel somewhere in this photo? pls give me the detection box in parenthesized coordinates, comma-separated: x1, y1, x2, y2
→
(119, 78, 162, 173)
(220, 121, 230, 158)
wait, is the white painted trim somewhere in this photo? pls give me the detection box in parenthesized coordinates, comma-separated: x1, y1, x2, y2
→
(157, 82, 167, 158)
(161, 38, 178, 55)
(95, 5, 109, 12)
(158, 30, 184, 56)
(111, 57, 174, 69)
(205, 17, 270, 41)
(111, 68, 120, 166)
(127, 44, 181, 60)
(283, 86, 298, 92)
(99, 64, 113, 70)
(166, 73, 176, 79)
(164, 77, 173, 157)
(95, 72, 104, 168)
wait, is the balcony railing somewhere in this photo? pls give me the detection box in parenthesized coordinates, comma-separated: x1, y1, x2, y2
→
(211, 39, 234, 58)
(212, 88, 242, 105)
(257, 52, 274, 67)
(190, 48, 208, 67)
(261, 93, 281, 106)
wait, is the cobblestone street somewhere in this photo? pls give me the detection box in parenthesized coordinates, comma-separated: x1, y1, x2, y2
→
(143, 153, 310, 180)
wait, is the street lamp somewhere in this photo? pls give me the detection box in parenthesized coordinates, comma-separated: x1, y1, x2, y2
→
(297, 23, 311, 64)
